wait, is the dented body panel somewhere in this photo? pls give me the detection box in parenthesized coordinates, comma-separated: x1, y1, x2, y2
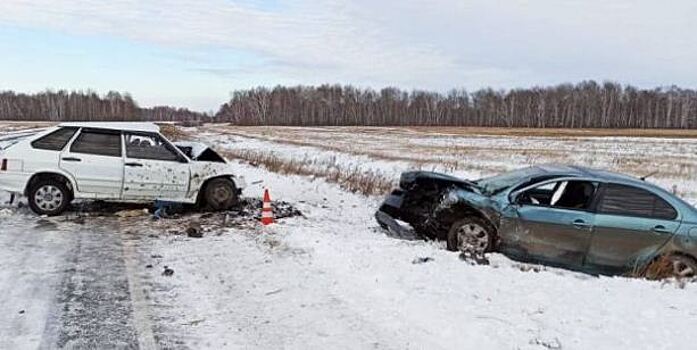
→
(377, 165, 697, 275)
(186, 161, 246, 201)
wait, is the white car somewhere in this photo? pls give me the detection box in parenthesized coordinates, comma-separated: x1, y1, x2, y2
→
(0, 122, 246, 216)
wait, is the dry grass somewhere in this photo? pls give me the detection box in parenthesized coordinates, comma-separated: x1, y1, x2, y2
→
(632, 256, 675, 280)
(0, 121, 55, 132)
(628, 255, 694, 284)
(219, 124, 697, 139)
(211, 129, 508, 174)
(158, 123, 193, 141)
(402, 126, 697, 138)
(221, 149, 394, 196)
(212, 124, 697, 183)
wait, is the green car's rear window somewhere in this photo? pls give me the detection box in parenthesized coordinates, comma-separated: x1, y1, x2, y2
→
(598, 184, 677, 220)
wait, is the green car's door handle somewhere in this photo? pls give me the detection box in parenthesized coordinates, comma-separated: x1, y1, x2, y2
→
(572, 219, 592, 229)
(651, 225, 671, 234)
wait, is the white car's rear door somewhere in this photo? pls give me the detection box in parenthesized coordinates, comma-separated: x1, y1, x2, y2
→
(122, 132, 190, 201)
(59, 128, 124, 197)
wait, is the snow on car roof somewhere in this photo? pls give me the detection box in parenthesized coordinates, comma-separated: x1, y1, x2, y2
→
(58, 122, 160, 133)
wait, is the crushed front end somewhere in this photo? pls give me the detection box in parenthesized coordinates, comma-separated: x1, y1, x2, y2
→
(376, 171, 480, 239)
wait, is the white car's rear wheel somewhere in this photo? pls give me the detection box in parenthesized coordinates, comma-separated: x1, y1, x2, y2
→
(28, 179, 71, 216)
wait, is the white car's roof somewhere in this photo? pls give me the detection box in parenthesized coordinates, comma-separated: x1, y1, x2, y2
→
(58, 122, 160, 133)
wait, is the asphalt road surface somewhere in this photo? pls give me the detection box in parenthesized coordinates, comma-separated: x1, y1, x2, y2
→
(0, 213, 158, 349)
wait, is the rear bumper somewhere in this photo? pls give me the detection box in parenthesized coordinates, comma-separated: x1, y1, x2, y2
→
(0, 172, 29, 194)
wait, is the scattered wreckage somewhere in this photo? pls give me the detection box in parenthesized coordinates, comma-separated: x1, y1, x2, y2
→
(377, 164, 697, 278)
(0, 122, 245, 216)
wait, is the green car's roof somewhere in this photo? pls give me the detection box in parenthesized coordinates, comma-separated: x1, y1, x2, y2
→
(535, 164, 644, 184)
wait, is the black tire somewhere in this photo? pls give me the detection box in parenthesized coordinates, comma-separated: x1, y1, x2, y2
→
(28, 178, 71, 216)
(202, 178, 239, 211)
(446, 216, 496, 253)
(665, 254, 697, 278)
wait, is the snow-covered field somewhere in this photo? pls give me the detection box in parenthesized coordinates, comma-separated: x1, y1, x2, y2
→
(2, 124, 697, 349)
(203, 125, 697, 204)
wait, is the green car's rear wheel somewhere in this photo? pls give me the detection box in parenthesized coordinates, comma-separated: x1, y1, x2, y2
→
(667, 255, 697, 278)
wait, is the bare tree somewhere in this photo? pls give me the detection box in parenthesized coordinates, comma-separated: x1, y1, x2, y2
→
(215, 81, 697, 129)
(0, 90, 206, 122)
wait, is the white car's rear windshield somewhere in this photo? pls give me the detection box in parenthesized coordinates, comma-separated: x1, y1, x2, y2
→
(1, 127, 55, 150)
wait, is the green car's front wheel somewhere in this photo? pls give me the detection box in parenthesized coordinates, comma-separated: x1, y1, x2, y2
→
(447, 217, 496, 254)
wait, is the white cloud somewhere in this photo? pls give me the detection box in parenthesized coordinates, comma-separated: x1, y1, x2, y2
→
(0, 1, 462, 86)
(0, 0, 696, 96)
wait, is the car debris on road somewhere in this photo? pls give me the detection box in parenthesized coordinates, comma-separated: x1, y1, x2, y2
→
(162, 266, 174, 277)
(186, 221, 203, 238)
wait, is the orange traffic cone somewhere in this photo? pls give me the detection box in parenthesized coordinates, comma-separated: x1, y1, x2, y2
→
(261, 189, 274, 225)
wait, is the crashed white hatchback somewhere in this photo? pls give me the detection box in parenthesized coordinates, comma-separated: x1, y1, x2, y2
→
(0, 122, 246, 216)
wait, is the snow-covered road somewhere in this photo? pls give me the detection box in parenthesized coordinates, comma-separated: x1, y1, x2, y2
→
(0, 196, 155, 349)
(0, 212, 73, 349)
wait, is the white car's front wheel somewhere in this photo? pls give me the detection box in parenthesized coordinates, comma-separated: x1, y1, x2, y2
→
(28, 179, 71, 216)
(202, 178, 239, 211)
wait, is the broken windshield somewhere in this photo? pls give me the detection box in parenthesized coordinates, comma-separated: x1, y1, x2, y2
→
(475, 167, 543, 196)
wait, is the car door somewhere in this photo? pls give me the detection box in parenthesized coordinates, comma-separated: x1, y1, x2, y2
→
(503, 179, 599, 268)
(59, 128, 124, 197)
(122, 132, 190, 201)
(585, 183, 680, 274)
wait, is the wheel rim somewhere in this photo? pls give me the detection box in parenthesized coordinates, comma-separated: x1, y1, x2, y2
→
(210, 184, 232, 205)
(671, 258, 696, 278)
(34, 185, 64, 212)
(456, 222, 489, 253)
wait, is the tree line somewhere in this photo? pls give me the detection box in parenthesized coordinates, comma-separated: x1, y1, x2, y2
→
(0, 90, 205, 122)
(216, 81, 697, 128)
(3, 82, 697, 129)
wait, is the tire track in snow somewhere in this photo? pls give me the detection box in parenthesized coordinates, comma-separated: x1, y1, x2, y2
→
(122, 236, 157, 350)
(39, 218, 156, 349)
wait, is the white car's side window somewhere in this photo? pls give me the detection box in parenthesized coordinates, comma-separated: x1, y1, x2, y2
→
(70, 129, 122, 157)
(125, 133, 180, 162)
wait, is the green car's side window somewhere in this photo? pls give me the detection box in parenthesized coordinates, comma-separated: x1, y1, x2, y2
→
(597, 184, 677, 220)
(518, 180, 598, 211)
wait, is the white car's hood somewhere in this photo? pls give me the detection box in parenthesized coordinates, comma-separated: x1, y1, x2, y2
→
(173, 141, 228, 163)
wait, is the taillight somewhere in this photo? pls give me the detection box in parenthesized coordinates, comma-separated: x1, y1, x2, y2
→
(1, 159, 7, 171)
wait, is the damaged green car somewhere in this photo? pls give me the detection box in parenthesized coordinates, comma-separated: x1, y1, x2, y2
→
(376, 164, 697, 278)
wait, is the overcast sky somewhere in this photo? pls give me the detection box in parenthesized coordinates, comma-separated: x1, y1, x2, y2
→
(0, 0, 695, 111)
